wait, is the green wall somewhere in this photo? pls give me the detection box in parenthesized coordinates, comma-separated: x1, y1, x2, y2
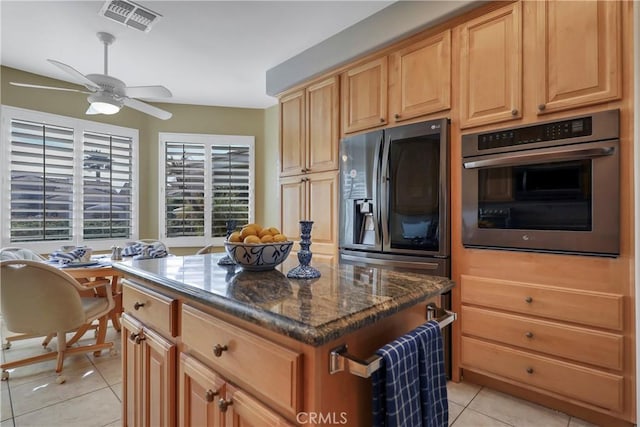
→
(1, 66, 279, 248)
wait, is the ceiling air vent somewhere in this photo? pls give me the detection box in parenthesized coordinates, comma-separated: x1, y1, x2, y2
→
(99, 0, 162, 33)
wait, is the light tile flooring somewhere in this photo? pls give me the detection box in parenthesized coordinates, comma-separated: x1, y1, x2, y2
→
(0, 327, 600, 427)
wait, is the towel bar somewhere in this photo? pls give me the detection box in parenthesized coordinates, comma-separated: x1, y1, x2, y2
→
(329, 303, 456, 378)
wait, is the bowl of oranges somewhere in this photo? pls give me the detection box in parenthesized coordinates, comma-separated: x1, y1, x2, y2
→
(224, 224, 293, 271)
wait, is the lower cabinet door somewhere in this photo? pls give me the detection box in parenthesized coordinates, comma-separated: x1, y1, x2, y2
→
(142, 326, 177, 427)
(223, 383, 294, 427)
(179, 353, 225, 427)
(122, 314, 143, 427)
(121, 313, 177, 427)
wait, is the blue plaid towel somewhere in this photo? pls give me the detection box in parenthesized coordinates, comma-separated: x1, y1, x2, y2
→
(372, 321, 448, 427)
(122, 241, 168, 259)
(49, 247, 91, 264)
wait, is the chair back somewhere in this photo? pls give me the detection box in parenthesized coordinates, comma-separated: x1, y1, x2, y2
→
(0, 260, 86, 335)
(0, 247, 46, 261)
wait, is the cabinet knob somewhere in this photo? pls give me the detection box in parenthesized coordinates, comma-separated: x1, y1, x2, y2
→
(538, 104, 546, 111)
(525, 296, 533, 303)
(129, 332, 145, 345)
(394, 113, 400, 119)
(133, 302, 145, 310)
(213, 344, 228, 357)
(380, 118, 385, 123)
(525, 331, 534, 338)
(511, 109, 518, 116)
(218, 398, 233, 412)
(526, 367, 534, 374)
(301, 168, 306, 173)
(129, 332, 139, 341)
(205, 389, 219, 402)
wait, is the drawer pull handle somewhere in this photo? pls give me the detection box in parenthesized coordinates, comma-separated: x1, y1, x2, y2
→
(218, 398, 233, 412)
(205, 389, 219, 402)
(525, 331, 534, 338)
(213, 344, 228, 357)
(526, 367, 534, 374)
(133, 302, 145, 310)
(129, 332, 145, 344)
(524, 296, 533, 303)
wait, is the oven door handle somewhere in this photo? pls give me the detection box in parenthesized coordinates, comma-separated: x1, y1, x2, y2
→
(463, 146, 615, 169)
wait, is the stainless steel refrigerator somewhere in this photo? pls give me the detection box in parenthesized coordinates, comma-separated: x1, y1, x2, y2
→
(338, 118, 450, 277)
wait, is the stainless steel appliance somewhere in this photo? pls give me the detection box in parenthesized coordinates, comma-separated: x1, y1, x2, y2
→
(339, 118, 450, 276)
(461, 109, 620, 256)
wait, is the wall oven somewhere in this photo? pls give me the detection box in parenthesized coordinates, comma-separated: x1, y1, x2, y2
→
(461, 109, 620, 256)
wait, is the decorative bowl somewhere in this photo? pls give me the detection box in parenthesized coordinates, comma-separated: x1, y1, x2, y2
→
(224, 241, 293, 271)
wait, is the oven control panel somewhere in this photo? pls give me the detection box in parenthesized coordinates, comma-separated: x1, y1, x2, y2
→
(478, 116, 593, 150)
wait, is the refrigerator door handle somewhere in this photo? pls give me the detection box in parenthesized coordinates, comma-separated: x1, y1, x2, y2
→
(379, 137, 391, 252)
(372, 135, 383, 248)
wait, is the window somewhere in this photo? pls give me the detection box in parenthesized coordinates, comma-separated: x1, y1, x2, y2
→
(159, 133, 254, 247)
(0, 106, 139, 252)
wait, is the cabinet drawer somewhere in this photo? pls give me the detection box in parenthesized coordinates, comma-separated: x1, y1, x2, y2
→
(461, 337, 623, 412)
(461, 306, 623, 370)
(122, 280, 179, 337)
(461, 275, 623, 330)
(181, 305, 302, 418)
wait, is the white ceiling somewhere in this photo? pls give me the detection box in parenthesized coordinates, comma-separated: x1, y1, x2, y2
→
(0, 1, 393, 109)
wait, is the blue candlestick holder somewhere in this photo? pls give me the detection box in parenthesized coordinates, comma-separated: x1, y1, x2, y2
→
(218, 220, 237, 266)
(287, 220, 321, 279)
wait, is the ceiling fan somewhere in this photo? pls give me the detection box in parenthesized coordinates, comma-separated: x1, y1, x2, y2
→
(11, 32, 173, 120)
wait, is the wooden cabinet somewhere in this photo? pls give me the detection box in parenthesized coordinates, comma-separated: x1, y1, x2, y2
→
(122, 313, 177, 427)
(459, 2, 522, 129)
(223, 383, 294, 427)
(389, 30, 451, 124)
(279, 170, 338, 256)
(460, 275, 625, 413)
(341, 57, 388, 134)
(279, 76, 339, 177)
(279, 90, 305, 177)
(533, 1, 621, 115)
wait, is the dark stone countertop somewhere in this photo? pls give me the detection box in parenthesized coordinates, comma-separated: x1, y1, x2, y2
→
(113, 253, 454, 346)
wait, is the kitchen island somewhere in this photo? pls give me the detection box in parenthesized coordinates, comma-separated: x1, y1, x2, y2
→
(113, 253, 454, 426)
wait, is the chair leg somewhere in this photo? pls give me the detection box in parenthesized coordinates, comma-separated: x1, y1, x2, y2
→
(94, 316, 108, 357)
(66, 324, 91, 346)
(55, 331, 66, 373)
(42, 333, 55, 348)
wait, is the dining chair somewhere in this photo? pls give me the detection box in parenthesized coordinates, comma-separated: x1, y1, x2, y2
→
(0, 260, 115, 383)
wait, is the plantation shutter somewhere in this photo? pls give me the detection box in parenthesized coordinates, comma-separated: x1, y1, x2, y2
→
(9, 119, 74, 242)
(165, 142, 206, 237)
(83, 131, 134, 239)
(211, 145, 250, 237)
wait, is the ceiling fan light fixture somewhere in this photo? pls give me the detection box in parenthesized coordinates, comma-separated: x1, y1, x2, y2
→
(88, 93, 122, 115)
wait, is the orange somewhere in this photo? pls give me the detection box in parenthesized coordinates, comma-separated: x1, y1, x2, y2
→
(243, 235, 261, 244)
(260, 234, 274, 243)
(228, 231, 242, 242)
(258, 228, 272, 238)
(273, 234, 287, 242)
(240, 226, 258, 240)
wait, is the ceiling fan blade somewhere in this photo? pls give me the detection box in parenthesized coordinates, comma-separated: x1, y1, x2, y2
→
(125, 85, 172, 99)
(47, 59, 101, 90)
(10, 81, 91, 94)
(123, 98, 172, 120)
(86, 105, 100, 115)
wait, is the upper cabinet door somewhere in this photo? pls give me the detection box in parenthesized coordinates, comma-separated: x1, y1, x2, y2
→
(307, 76, 339, 173)
(389, 30, 451, 124)
(341, 57, 388, 134)
(280, 90, 306, 177)
(459, 2, 522, 129)
(534, 1, 621, 115)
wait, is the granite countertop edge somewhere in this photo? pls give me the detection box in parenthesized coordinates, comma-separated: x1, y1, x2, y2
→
(113, 262, 454, 347)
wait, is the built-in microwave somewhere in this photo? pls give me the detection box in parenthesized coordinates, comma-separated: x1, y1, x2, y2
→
(461, 109, 620, 256)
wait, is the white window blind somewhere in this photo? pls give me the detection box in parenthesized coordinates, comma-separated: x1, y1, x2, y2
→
(1, 106, 139, 252)
(83, 131, 134, 239)
(159, 133, 254, 246)
(9, 119, 75, 242)
(211, 145, 250, 237)
(164, 142, 205, 237)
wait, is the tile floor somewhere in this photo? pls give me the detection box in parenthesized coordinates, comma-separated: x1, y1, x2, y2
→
(0, 326, 600, 427)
